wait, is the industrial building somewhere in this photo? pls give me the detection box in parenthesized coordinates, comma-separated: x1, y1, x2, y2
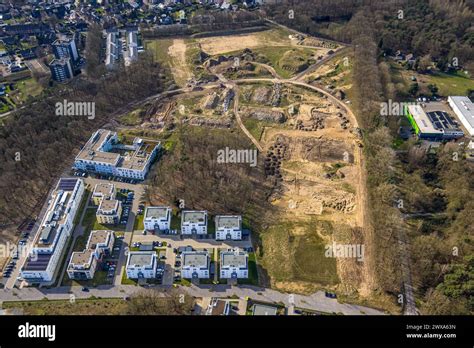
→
(448, 96, 474, 137)
(405, 103, 464, 140)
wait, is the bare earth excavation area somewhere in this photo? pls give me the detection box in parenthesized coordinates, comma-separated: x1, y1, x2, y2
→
(137, 26, 373, 300)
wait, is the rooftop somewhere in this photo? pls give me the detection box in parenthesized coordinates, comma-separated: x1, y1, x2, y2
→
(215, 215, 241, 229)
(449, 96, 474, 130)
(87, 230, 112, 249)
(182, 251, 209, 268)
(252, 304, 278, 316)
(127, 251, 155, 268)
(69, 250, 94, 268)
(182, 211, 207, 224)
(145, 206, 170, 220)
(93, 183, 115, 197)
(75, 129, 160, 171)
(221, 250, 248, 268)
(98, 199, 120, 213)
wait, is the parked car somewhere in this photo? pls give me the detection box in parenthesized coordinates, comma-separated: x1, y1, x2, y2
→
(82, 287, 89, 292)
(325, 291, 337, 299)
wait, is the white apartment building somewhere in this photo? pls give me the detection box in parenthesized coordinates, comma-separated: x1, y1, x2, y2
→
(21, 178, 85, 282)
(96, 199, 122, 225)
(181, 251, 210, 279)
(144, 206, 171, 231)
(181, 211, 208, 235)
(73, 129, 160, 180)
(215, 215, 242, 240)
(126, 251, 157, 279)
(220, 249, 248, 279)
(92, 182, 115, 206)
(67, 230, 115, 280)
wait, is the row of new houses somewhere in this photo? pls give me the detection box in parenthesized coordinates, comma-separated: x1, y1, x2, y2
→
(144, 207, 243, 240)
(125, 248, 249, 280)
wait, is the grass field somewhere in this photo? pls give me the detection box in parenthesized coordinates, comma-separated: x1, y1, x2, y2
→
(146, 39, 193, 86)
(3, 298, 128, 315)
(259, 219, 339, 287)
(9, 78, 43, 105)
(389, 62, 474, 97)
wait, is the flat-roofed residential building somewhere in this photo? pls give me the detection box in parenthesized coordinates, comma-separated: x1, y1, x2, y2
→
(73, 129, 160, 180)
(144, 206, 171, 232)
(215, 215, 242, 240)
(126, 251, 157, 279)
(96, 199, 122, 225)
(448, 96, 474, 137)
(220, 249, 248, 279)
(181, 210, 208, 235)
(252, 303, 278, 316)
(21, 178, 85, 282)
(181, 251, 210, 279)
(124, 30, 139, 66)
(50, 57, 73, 82)
(67, 230, 114, 280)
(105, 31, 120, 70)
(92, 183, 115, 206)
(52, 37, 79, 63)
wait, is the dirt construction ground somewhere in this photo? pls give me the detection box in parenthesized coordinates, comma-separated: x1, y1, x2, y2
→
(256, 88, 368, 297)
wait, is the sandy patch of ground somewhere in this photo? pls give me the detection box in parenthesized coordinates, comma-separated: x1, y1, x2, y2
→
(167, 39, 193, 86)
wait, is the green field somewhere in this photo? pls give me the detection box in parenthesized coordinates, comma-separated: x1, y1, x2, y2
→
(259, 219, 339, 287)
(427, 71, 474, 96)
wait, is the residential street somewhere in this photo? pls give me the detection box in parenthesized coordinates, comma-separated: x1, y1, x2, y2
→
(0, 283, 385, 315)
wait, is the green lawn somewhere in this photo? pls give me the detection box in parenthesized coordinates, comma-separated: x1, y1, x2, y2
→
(427, 71, 474, 96)
(237, 252, 259, 286)
(133, 213, 144, 231)
(253, 46, 316, 79)
(243, 118, 268, 141)
(9, 78, 43, 105)
(121, 269, 138, 285)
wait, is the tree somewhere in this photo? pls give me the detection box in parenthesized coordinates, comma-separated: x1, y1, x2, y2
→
(126, 289, 195, 315)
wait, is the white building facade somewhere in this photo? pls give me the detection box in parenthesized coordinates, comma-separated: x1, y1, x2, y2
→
(181, 251, 210, 279)
(144, 206, 171, 231)
(126, 251, 157, 279)
(181, 211, 208, 235)
(220, 249, 248, 279)
(21, 178, 85, 282)
(215, 215, 242, 240)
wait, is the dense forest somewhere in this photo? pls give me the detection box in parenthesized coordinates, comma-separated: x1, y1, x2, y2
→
(147, 126, 273, 222)
(264, 0, 474, 313)
(0, 25, 170, 243)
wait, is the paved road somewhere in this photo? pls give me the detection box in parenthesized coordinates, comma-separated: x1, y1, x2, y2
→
(0, 283, 385, 315)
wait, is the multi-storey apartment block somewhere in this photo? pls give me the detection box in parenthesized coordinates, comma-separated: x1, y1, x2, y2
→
(126, 251, 157, 279)
(92, 183, 115, 206)
(67, 230, 114, 280)
(73, 129, 160, 180)
(96, 199, 122, 225)
(144, 206, 171, 232)
(21, 178, 85, 282)
(220, 249, 248, 279)
(181, 211, 208, 235)
(215, 215, 242, 240)
(181, 251, 210, 279)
